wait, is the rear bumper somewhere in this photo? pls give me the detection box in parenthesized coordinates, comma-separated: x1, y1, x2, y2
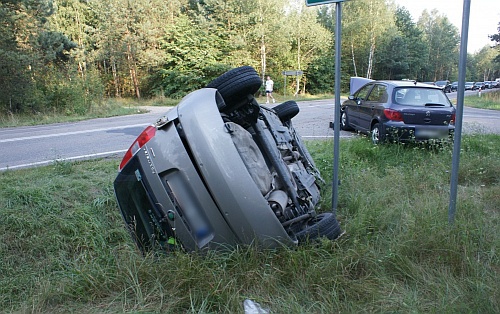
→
(114, 89, 296, 252)
(383, 121, 454, 142)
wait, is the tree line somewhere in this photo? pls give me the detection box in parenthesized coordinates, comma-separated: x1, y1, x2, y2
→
(1, 0, 499, 115)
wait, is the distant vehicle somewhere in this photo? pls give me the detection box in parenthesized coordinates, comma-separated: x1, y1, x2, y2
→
(465, 82, 475, 90)
(474, 82, 485, 90)
(341, 78, 455, 145)
(435, 80, 452, 93)
(450, 81, 458, 92)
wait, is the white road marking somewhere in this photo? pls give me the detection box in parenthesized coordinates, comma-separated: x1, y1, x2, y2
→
(0, 123, 148, 143)
(0, 150, 127, 171)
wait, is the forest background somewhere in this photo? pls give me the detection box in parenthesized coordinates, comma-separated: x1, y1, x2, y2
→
(1, 0, 499, 117)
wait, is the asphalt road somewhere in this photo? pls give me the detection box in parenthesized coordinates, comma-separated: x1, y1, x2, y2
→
(1, 93, 499, 171)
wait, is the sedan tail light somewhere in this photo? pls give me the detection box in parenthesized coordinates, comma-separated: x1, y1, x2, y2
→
(450, 113, 456, 125)
(384, 109, 404, 122)
(119, 125, 157, 170)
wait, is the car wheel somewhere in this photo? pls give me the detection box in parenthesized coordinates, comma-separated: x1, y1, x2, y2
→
(295, 213, 343, 243)
(273, 101, 299, 122)
(371, 123, 385, 144)
(206, 66, 262, 111)
(340, 109, 353, 131)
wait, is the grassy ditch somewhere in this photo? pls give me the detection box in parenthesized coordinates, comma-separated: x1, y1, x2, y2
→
(0, 136, 498, 313)
(463, 89, 500, 110)
(0, 97, 175, 128)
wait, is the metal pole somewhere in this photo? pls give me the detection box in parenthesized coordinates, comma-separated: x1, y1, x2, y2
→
(332, 2, 342, 214)
(284, 76, 286, 97)
(449, 0, 471, 224)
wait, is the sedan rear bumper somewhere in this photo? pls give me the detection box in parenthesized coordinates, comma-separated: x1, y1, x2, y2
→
(383, 121, 454, 142)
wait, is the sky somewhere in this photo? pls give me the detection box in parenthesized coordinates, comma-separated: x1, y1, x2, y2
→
(393, 0, 500, 53)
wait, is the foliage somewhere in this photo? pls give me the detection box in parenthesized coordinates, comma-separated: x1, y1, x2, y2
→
(376, 6, 425, 80)
(463, 90, 500, 110)
(489, 22, 500, 63)
(1, 0, 499, 117)
(0, 135, 498, 313)
(417, 9, 460, 81)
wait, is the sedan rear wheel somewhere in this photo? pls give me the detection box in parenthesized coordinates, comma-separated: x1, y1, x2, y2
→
(295, 213, 343, 243)
(371, 123, 385, 145)
(206, 66, 262, 112)
(273, 101, 299, 123)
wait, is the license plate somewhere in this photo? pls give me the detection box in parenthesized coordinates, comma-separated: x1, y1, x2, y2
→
(415, 127, 448, 139)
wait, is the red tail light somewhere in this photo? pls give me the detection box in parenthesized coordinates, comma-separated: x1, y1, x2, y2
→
(384, 109, 403, 121)
(450, 113, 456, 125)
(119, 125, 157, 170)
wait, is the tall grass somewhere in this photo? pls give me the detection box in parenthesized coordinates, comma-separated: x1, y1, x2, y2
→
(0, 97, 174, 128)
(463, 89, 500, 110)
(0, 135, 498, 313)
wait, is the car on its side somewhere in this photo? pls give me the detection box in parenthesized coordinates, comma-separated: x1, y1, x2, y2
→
(435, 80, 452, 93)
(450, 81, 458, 92)
(341, 78, 456, 144)
(113, 66, 342, 254)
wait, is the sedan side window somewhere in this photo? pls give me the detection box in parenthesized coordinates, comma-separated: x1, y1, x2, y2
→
(366, 84, 388, 102)
(355, 84, 373, 100)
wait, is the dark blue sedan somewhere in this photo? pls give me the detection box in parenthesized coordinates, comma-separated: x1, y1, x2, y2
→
(341, 78, 456, 144)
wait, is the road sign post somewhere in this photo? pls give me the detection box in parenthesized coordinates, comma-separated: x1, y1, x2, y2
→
(306, 0, 346, 6)
(282, 70, 303, 97)
(305, 0, 346, 216)
(449, 0, 471, 224)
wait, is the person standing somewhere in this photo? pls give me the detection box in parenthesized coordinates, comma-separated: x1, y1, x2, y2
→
(265, 76, 275, 104)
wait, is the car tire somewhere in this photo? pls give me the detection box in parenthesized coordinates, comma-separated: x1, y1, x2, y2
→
(371, 123, 385, 145)
(295, 213, 343, 243)
(273, 101, 299, 122)
(206, 66, 262, 111)
(340, 109, 353, 131)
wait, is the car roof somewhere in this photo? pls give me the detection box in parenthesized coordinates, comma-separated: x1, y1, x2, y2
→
(349, 78, 442, 94)
(372, 80, 441, 89)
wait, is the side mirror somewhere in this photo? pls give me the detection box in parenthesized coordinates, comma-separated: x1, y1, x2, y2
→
(348, 95, 355, 100)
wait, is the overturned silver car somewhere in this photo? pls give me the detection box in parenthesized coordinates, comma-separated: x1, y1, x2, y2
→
(114, 66, 342, 253)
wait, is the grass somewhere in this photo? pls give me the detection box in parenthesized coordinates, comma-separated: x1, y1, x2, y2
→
(0, 135, 498, 313)
(0, 97, 177, 128)
(463, 89, 500, 110)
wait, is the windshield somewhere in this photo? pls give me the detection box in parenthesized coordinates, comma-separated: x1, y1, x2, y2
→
(393, 87, 451, 106)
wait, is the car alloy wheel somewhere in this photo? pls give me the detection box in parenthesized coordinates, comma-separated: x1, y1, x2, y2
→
(371, 123, 384, 145)
(340, 110, 353, 131)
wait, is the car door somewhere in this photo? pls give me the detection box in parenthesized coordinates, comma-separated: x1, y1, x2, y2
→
(348, 83, 373, 128)
(358, 83, 388, 132)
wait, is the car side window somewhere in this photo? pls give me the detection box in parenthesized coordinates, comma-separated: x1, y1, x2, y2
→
(366, 84, 388, 102)
(355, 84, 373, 100)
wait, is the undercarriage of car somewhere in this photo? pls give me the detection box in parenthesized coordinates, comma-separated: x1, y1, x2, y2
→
(114, 66, 342, 253)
